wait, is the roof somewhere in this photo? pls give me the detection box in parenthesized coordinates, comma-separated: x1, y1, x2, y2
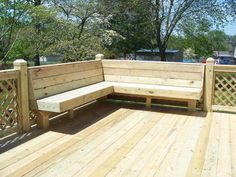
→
(137, 49, 180, 54)
(213, 51, 234, 58)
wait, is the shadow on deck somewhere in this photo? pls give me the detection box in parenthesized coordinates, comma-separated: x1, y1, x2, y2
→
(0, 101, 235, 177)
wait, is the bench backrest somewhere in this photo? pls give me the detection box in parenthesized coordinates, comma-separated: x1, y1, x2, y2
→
(28, 60, 104, 109)
(102, 60, 205, 88)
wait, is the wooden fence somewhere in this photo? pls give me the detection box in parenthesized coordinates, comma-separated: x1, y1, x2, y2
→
(212, 65, 236, 112)
(0, 56, 236, 137)
(0, 60, 30, 137)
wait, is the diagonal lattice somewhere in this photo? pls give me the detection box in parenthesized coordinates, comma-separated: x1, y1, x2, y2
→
(0, 79, 19, 130)
(214, 72, 236, 107)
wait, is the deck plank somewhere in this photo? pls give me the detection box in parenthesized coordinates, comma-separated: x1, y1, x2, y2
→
(0, 102, 235, 177)
(106, 114, 179, 177)
(30, 110, 149, 177)
(201, 112, 233, 177)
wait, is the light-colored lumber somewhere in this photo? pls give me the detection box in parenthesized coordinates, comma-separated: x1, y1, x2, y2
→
(32, 68, 103, 90)
(0, 107, 131, 177)
(102, 60, 204, 73)
(14, 59, 31, 132)
(37, 82, 113, 112)
(35, 111, 150, 177)
(204, 58, 215, 112)
(0, 131, 66, 170)
(24, 108, 134, 177)
(146, 97, 152, 108)
(29, 60, 102, 79)
(95, 54, 104, 60)
(188, 100, 197, 112)
(216, 113, 231, 177)
(214, 65, 236, 72)
(212, 105, 236, 113)
(68, 109, 74, 119)
(230, 113, 236, 177)
(0, 69, 19, 81)
(104, 75, 202, 88)
(86, 112, 163, 177)
(36, 111, 51, 129)
(185, 112, 213, 177)
(165, 117, 203, 177)
(34, 75, 104, 99)
(106, 114, 180, 177)
(103, 67, 203, 81)
(107, 82, 202, 100)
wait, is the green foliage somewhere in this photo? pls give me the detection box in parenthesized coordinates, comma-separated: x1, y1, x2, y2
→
(0, 0, 234, 64)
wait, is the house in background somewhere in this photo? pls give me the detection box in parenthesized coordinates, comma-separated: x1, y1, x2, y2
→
(213, 50, 236, 65)
(136, 49, 183, 62)
(40, 55, 63, 65)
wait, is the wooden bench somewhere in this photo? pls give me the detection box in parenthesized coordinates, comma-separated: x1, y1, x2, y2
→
(29, 58, 205, 129)
(102, 60, 205, 111)
(28, 60, 113, 129)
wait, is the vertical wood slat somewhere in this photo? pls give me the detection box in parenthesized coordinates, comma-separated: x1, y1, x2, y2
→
(14, 59, 30, 132)
(204, 58, 215, 112)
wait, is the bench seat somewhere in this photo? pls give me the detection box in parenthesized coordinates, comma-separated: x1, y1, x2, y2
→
(37, 82, 113, 113)
(107, 82, 203, 100)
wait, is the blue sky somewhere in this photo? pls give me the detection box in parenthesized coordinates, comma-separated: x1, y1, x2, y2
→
(223, 22, 236, 35)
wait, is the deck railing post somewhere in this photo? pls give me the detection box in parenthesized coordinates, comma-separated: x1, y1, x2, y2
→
(204, 58, 215, 112)
(95, 54, 104, 60)
(14, 59, 31, 132)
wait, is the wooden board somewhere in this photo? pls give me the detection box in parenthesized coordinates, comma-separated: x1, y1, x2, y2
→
(104, 75, 202, 88)
(102, 60, 204, 72)
(1, 102, 235, 177)
(102, 60, 205, 89)
(28, 60, 104, 101)
(37, 82, 113, 112)
(106, 82, 202, 100)
(0, 69, 19, 81)
(103, 68, 203, 80)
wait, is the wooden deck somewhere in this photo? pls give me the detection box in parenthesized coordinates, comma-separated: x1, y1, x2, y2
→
(0, 101, 235, 177)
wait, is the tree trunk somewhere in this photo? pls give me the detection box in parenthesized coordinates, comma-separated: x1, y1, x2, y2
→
(159, 47, 166, 61)
(34, 52, 40, 66)
(34, 0, 42, 66)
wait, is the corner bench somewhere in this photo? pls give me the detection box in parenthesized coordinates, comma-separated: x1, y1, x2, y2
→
(28, 60, 112, 129)
(28, 59, 205, 129)
(102, 60, 205, 111)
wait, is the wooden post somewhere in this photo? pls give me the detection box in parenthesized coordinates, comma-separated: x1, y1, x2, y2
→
(188, 100, 197, 112)
(146, 97, 152, 109)
(14, 59, 31, 132)
(95, 54, 104, 60)
(204, 58, 215, 112)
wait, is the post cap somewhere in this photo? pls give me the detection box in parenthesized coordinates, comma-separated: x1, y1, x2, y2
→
(206, 58, 215, 64)
(13, 59, 27, 66)
(95, 54, 104, 60)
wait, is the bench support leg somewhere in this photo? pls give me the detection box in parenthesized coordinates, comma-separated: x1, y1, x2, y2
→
(68, 109, 74, 119)
(36, 111, 51, 129)
(146, 97, 152, 109)
(188, 100, 197, 112)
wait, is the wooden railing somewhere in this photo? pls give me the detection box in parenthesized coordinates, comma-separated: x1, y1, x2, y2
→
(204, 58, 236, 112)
(0, 60, 30, 137)
(0, 69, 20, 136)
(213, 65, 236, 112)
(0, 55, 236, 137)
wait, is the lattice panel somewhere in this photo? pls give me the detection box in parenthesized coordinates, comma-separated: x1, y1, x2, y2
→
(214, 72, 236, 107)
(0, 79, 19, 131)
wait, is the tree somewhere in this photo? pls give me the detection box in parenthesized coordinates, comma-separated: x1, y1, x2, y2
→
(226, 0, 236, 16)
(208, 30, 230, 51)
(0, 0, 29, 62)
(101, 0, 153, 58)
(148, 0, 225, 61)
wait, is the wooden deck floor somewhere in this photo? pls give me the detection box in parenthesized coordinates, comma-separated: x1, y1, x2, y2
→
(0, 102, 235, 177)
